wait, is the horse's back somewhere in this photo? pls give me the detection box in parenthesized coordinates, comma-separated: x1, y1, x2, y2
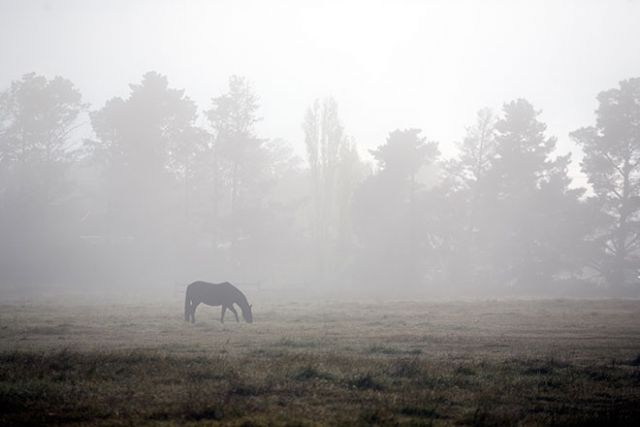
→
(186, 281, 239, 305)
(187, 280, 230, 291)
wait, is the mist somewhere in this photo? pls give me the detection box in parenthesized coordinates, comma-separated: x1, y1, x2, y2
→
(4, 2, 640, 424)
(2, 0, 640, 300)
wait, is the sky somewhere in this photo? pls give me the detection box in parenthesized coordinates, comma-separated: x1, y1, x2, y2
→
(1, 0, 640, 180)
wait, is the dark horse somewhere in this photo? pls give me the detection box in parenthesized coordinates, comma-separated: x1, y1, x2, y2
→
(184, 281, 253, 324)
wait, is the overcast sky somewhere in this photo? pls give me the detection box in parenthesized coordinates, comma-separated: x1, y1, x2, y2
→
(1, 0, 640, 178)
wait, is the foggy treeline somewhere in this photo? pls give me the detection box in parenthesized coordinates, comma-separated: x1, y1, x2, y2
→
(1, 71, 639, 297)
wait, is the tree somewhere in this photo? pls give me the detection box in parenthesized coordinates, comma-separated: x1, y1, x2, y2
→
(206, 76, 264, 246)
(0, 73, 86, 203)
(440, 108, 497, 289)
(352, 129, 439, 290)
(86, 72, 199, 286)
(303, 97, 344, 281)
(481, 99, 587, 291)
(335, 138, 368, 270)
(302, 97, 365, 286)
(206, 76, 303, 283)
(89, 71, 198, 238)
(0, 73, 86, 285)
(452, 108, 497, 191)
(572, 77, 640, 290)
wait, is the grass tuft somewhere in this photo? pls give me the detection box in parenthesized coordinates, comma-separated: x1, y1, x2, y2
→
(291, 364, 334, 382)
(348, 373, 385, 390)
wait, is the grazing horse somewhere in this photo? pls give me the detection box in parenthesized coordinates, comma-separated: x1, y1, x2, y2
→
(184, 281, 253, 324)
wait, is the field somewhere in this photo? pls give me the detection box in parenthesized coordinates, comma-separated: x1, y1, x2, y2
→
(1, 295, 640, 426)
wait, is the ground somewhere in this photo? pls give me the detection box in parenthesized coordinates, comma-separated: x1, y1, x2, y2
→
(1, 295, 640, 425)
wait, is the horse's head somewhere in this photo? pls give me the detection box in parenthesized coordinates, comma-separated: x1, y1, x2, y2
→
(243, 304, 253, 323)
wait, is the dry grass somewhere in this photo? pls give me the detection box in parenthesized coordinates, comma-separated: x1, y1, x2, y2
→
(1, 297, 640, 425)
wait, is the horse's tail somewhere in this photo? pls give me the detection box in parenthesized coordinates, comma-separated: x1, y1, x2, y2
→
(184, 284, 192, 321)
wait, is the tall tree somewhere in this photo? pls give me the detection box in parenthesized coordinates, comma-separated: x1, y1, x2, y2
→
(572, 77, 640, 290)
(206, 76, 300, 283)
(335, 138, 368, 270)
(440, 108, 497, 288)
(302, 97, 364, 285)
(482, 99, 586, 290)
(453, 108, 497, 191)
(86, 72, 200, 286)
(0, 73, 86, 203)
(0, 73, 86, 285)
(303, 98, 339, 281)
(206, 76, 263, 247)
(89, 71, 198, 248)
(352, 129, 439, 290)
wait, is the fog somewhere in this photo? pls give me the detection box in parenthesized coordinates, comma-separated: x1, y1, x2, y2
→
(2, 0, 640, 300)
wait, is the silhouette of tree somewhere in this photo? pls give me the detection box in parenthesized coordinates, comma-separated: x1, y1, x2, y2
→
(352, 129, 439, 289)
(452, 108, 497, 190)
(572, 78, 640, 290)
(206, 76, 263, 246)
(0, 73, 86, 284)
(89, 72, 198, 240)
(482, 99, 587, 290)
(335, 138, 369, 276)
(303, 97, 366, 286)
(231, 139, 308, 285)
(303, 97, 344, 281)
(0, 73, 86, 203)
(440, 109, 497, 289)
(206, 76, 303, 283)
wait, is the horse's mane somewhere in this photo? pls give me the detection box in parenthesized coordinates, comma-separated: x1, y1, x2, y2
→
(228, 282, 249, 307)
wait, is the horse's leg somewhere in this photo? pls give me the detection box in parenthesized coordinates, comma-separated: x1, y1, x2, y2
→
(191, 302, 200, 324)
(220, 305, 226, 323)
(228, 304, 239, 322)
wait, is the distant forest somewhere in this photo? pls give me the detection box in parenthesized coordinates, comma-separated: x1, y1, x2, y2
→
(1, 72, 639, 296)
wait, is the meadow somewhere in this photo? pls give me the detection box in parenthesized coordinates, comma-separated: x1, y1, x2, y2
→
(1, 295, 640, 425)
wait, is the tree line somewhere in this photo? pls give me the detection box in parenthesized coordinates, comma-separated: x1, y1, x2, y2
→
(1, 71, 639, 296)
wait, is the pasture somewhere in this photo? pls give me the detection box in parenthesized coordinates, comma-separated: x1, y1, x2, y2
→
(1, 296, 640, 425)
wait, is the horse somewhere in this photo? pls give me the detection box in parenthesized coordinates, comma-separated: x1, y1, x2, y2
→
(184, 281, 253, 324)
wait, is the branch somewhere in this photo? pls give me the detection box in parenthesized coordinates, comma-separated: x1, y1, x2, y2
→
(603, 152, 626, 180)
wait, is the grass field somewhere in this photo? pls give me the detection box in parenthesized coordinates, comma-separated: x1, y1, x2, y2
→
(1, 295, 640, 425)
